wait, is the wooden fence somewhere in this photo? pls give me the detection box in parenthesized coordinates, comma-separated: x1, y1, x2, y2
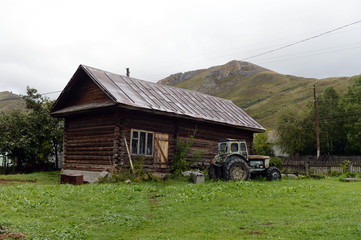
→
(281, 155, 361, 175)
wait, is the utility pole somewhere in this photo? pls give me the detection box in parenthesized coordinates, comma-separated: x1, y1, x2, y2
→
(126, 68, 130, 77)
(313, 85, 320, 159)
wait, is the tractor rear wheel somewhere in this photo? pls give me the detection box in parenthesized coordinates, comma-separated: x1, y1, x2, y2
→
(266, 167, 282, 181)
(208, 164, 221, 180)
(223, 157, 250, 181)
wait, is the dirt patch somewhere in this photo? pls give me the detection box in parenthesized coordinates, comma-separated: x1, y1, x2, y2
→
(0, 226, 27, 240)
(149, 197, 159, 205)
(0, 179, 36, 185)
(0, 232, 27, 239)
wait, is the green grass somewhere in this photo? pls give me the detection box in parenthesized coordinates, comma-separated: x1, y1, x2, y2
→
(0, 171, 59, 184)
(0, 172, 360, 239)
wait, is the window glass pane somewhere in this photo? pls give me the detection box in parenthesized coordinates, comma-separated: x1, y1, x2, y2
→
(240, 143, 247, 152)
(132, 131, 138, 138)
(139, 132, 146, 155)
(147, 133, 153, 155)
(231, 143, 238, 152)
(131, 139, 138, 154)
(131, 131, 139, 154)
(219, 143, 227, 153)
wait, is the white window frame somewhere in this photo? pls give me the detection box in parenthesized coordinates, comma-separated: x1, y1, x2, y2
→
(130, 129, 154, 156)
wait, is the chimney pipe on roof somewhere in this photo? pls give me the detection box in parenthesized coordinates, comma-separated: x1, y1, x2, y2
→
(126, 68, 130, 77)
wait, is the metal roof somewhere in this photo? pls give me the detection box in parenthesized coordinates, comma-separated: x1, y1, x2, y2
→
(57, 65, 265, 132)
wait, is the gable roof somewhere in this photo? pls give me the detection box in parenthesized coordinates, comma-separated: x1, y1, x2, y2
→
(51, 65, 265, 132)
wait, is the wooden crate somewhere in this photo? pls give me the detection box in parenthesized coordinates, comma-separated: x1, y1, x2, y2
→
(60, 173, 84, 185)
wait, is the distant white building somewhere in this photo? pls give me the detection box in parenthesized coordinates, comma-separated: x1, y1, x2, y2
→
(0, 154, 12, 168)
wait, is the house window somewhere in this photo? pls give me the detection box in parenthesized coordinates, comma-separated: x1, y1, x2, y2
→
(131, 129, 154, 156)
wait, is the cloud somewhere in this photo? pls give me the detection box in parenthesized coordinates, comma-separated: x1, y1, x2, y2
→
(0, 0, 360, 97)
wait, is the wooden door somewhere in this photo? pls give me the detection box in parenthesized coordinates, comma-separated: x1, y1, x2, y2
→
(154, 133, 169, 169)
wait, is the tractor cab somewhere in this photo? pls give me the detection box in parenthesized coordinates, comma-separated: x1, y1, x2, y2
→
(218, 139, 248, 159)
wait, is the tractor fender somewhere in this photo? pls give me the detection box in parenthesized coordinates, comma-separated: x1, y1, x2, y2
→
(224, 154, 248, 165)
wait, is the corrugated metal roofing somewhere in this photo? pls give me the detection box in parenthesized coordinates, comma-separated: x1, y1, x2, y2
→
(82, 65, 265, 132)
(80, 65, 265, 132)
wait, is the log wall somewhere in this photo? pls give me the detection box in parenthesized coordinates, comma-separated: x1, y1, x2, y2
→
(176, 119, 253, 168)
(63, 113, 116, 172)
(120, 109, 254, 172)
(62, 109, 255, 173)
(121, 110, 176, 173)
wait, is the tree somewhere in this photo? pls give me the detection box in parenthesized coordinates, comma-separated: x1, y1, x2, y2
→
(0, 87, 63, 172)
(253, 131, 274, 156)
(0, 110, 32, 171)
(276, 106, 315, 156)
(340, 76, 361, 154)
(316, 87, 346, 154)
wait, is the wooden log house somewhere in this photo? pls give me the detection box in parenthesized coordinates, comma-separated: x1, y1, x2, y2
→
(51, 65, 265, 180)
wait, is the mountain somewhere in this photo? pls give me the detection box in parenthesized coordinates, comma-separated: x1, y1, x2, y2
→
(158, 60, 358, 128)
(0, 91, 26, 113)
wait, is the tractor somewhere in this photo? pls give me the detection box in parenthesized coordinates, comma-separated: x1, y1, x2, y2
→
(208, 139, 281, 181)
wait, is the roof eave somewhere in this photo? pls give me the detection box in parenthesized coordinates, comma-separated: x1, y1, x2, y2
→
(50, 102, 116, 117)
(117, 104, 266, 133)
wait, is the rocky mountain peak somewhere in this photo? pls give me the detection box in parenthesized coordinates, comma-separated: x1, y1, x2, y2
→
(158, 60, 269, 87)
(158, 60, 270, 95)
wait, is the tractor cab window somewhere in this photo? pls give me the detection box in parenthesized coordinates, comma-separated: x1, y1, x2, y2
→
(231, 143, 239, 152)
(218, 143, 227, 154)
(240, 142, 247, 152)
(240, 142, 248, 158)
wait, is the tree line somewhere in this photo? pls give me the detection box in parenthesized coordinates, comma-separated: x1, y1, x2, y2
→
(275, 76, 361, 156)
(0, 87, 63, 172)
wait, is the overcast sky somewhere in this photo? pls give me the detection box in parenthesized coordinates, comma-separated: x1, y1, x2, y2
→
(1, 0, 361, 98)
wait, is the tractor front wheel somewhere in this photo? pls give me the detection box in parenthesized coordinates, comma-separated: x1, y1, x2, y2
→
(223, 157, 250, 181)
(266, 167, 282, 181)
(208, 164, 222, 180)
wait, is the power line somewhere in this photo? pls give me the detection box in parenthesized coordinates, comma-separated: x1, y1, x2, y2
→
(242, 20, 361, 61)
(255, 42, 361, 64)
(134, 22, 361, 75)
(0, 90, 62, 102)
(131, 20, 361, 80)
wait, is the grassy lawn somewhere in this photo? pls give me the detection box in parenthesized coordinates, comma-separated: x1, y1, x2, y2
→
(0, 172, 360, 240)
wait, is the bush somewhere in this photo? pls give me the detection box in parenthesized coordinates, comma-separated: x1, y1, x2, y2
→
(340, 160, 351, 173)
(253, 132, 274, 156)
(269, 157, 282, 169)
(329, 170, 342, 177)
(171, 137, 194, 175)
(344, 172, 357, 178)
